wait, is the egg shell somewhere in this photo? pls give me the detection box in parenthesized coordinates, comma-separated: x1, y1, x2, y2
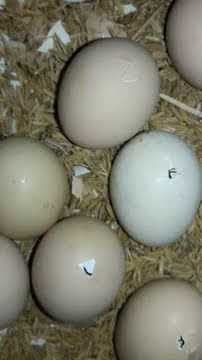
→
(166, 0, 202, 89)
(58, 38, 160, 148)
(0, 234, 29, 330)
(115, 279, 202, 360)
(110, 130, 202, 247)
(0, 137, 69, 240)
(31, 216, 125, 325)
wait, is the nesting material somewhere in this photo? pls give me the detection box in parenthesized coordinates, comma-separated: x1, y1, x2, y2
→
(31, 338, 46, 347)
(122, 4, 137, 16)
(0, 57, 6, 73)
(73, 165, 91, 177)
(0, 0, 202, 359)
(0, 33, 25, 49)
(38, 20, 71, 53)
(72, 165, 91, 200)
(64, 0, 87, 3)
(0, 0, 5, 10)
(9, 79, 21, 89)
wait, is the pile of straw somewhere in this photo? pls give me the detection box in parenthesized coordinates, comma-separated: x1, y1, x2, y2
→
(0, 0, 202, 359)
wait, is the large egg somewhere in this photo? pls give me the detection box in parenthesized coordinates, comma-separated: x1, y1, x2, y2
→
(0, 234, 29, 329)
(0, 137, 69, 239)
(166, 0, 202, 89)
(58, 38, 160, 148)
(115, 279, 202, 360)
(110, 130, 202, 247)
(31, 216, 125, 325)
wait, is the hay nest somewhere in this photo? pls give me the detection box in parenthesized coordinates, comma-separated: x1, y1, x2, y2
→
(0, 0, 202, 359)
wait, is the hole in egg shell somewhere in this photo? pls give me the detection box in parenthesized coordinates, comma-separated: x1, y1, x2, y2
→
(176, 332, 201, 359)
(83, 267, 93, 276)
(78, 258, 96, 277)
(176, 335, 185, 351)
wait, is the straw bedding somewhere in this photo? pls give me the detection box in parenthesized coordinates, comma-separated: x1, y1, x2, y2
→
(0, 0, 202, 359)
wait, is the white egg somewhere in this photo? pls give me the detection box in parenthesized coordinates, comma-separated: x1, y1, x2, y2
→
(0, 137, 69, 240)
(0, 234, 29, 329)
(110, 130, 202, 246)
(31, 216, 125, 325)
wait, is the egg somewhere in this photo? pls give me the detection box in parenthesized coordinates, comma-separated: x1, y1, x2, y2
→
(201, 167, 202, 200)
(114, 279, 202, 360)
(0, 234, 29, 329)
(0, 137, 69, 240)
(110, 130, 202, 247)
(166, 0, 202, 89)
(31, 216, 125, 325)
(57, 38, 160, 148)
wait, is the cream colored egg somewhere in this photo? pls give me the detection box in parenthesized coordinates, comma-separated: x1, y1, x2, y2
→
(115, 279, 202, 360)
(110, 130, 202, 247)
(0, 137, 69, 239)
(201, 167, 202, 200)
(58, 38, 160, 148)
(31, 216, 125, 325)
(0, 234, 29, 329)
(166, 0, 202, 89)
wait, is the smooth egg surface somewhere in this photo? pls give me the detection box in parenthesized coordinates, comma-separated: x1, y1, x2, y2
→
(0, 137, 69, 239)
(58, 38, 160, 148)
(0, 234, 29, 329)
(166, 0, 202, 89)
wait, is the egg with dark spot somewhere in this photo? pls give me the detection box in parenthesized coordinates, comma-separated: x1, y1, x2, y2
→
(31, 216, 125, 325)
(115, 279, 202, 360)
